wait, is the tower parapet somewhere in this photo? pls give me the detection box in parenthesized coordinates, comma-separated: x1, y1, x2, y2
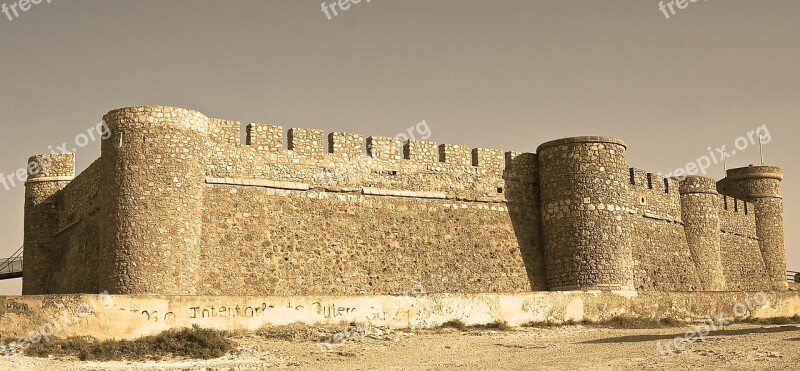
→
(679, 176, 726, 290)
(537, 136, 634, 291)
(99, 106, 209, 295)
(718, 165, 786, 290)
(22, 153, 75, 294)
(18, 104, 788, 297)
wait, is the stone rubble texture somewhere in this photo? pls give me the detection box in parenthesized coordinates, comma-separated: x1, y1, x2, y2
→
(21, 106, 788, 295)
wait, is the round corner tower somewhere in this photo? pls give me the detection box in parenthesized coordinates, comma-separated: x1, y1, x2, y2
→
(537, 136, 634, 291)
(99, 106, 209, 295)
(717, 165, 786, 290)
(22, 153, 76, 295)
(678, 176, 726, 291)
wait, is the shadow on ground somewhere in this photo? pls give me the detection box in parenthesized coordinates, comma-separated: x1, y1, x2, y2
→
(582, 326, 800, 344)
(788, 338, 800, 342)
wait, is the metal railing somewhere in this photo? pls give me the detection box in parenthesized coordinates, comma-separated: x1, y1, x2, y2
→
(0, 246, 23, 280)
(788, 270, 800, 284)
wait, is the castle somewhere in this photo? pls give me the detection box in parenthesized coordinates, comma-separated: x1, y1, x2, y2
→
(22, 105, 787, 296)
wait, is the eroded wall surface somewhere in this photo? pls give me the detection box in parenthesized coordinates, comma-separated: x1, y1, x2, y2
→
(21, 106, 787, 296)
(1, 291, 799, 341)
(198, 120, 546, 295)
(628, 170, 700, 291)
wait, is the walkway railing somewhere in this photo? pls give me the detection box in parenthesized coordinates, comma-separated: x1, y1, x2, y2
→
(0, 246, 23, 280)
(788, 270, 799, 284)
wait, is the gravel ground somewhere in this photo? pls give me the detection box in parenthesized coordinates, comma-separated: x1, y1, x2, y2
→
(0, 323, 798, 370)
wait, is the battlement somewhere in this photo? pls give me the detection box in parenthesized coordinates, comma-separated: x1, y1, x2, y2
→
(26, 153, 76, 182)
(210, 118, 240, 146)
(717, 194, 758, 239)
(628, 168, 676, 194)
(246, 123, 283, 151)
(679, 176, 718, 195)
(104, 106, 209, 133)
(718, 195, 754, 215)
(20, 105, 786, 296)
(210, 119, 532, 177)
(537, 135, 626, 152)
(725, 165, 783, 181)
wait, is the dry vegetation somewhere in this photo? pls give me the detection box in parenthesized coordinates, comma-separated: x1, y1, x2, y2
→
(23, 325, 234, 361)
(8, 317, 800, 365)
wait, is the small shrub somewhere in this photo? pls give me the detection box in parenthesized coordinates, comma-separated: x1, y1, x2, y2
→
(522, 319, 586, 328)
(737, 315, 800, 325)
(25, 325, 235, 361)
(523, 317, 685, 329)
(439, 320, 468, 331)
(471, 321, 512, 331)
(437, 320, 511, 332)
(658, 317, 685, 327)
(592, 316, 679, 329)
(256, 323, 364, 342)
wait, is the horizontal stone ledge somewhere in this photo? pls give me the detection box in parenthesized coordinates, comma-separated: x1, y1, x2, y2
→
(642, 212, 682, 224)
(206, 177, 310, 191)
(362, 187, 447, 199)
(720, 229, 760, 240)
(54, 219, 82, 236)
(747, 193, 783, 199)
(25, 176, 75, 184)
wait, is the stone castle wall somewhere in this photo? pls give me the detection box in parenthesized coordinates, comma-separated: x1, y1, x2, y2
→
(21, 105, 788, 295)
(628, 170, 699, 292)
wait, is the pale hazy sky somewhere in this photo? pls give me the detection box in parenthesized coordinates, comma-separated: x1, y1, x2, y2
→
(0, 0, 798, 294)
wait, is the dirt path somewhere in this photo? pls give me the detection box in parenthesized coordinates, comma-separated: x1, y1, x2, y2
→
(1, 324, 798, 370)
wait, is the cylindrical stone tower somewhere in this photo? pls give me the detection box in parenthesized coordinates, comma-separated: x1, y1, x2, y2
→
(22, 153, 75, 295)
(99, 106, 209, 294)
(537, 136, 634, 291)
(679, 176, 726, 291)
(717, 165, 786, 290)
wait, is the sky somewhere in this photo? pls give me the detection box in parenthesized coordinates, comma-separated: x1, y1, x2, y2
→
(0, 0, 798, 294)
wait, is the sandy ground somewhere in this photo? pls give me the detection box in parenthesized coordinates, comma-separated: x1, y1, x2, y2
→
(0, 323, 798, 370)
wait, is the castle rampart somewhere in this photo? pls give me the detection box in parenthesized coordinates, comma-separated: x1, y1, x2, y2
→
(628, 168, 699, 291)
(22, 153, 76, 294)
(718, 166, 786, 290)
(99, 106, 209, 295)
(20, 106, 788, 296)
(679, 176, 725, 290)
(537, 137, 634, 291)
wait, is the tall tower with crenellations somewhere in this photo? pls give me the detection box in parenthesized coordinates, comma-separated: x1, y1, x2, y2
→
(679, 176, 726, 291)
(22, 153, 76, 294)
(537, 136, 635, 291)
(717, 165, 786, 290)
(98, 106, 210, 295)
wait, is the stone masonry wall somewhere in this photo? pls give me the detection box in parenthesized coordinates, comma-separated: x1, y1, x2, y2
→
(717, 195, 768, 290)
(199, 186, 542, 295)
(197, 121, 546, 295)
(537, 137, 635, 291)
(718, 166, 786, 290)
(46, 159, 105, 294)
(628, 169, 700, 291)
(22, 153, 77, 294)
(98, 106, 209, 295)
(679, 176, 726, 291)
(20, 105, 787, 295)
